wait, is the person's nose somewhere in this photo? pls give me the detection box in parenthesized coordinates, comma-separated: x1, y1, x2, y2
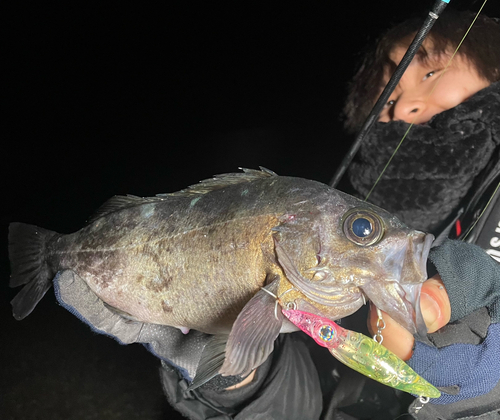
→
(392, 95, 427, 123)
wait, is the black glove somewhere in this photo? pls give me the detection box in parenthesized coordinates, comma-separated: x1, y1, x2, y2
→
(407, 239, 500, 419)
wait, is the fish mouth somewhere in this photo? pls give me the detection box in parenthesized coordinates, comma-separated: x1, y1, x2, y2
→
(398, 231, 435, 337)
(400, 231, 434, 285)
(361, 231, 434, 337)
(402, 231, 435, 337)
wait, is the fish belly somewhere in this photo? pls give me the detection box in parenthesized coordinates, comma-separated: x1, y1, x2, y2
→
(51, 210, 281, 334)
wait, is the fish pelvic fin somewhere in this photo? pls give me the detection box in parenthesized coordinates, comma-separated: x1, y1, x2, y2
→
(219, 276, 283, 377)
(9, 223, 58, 320)
(187, 334, 228, 390)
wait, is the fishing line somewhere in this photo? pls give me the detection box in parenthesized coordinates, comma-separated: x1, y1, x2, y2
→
(364, 63, 451, 202)
(363, 0, 490, 202)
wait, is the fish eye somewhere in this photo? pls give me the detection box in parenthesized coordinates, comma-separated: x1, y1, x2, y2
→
(342, 208, 385, 246)
(318, 325, 335, 342)
(352, 218, 372, 237)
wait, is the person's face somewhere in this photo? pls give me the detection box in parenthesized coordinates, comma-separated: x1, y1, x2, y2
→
(378, 42, 491, 124)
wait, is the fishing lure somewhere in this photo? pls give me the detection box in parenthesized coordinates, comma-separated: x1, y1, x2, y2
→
(282, 308, 441, 399)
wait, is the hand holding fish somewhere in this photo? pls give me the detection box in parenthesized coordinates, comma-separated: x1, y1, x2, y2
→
(54, 270, 214, 382)
(371, 239, 500, 409)
(367, 274, 451, 360)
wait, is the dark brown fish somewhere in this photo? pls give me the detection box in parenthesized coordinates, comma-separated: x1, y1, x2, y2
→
(8, 168, 433, 381)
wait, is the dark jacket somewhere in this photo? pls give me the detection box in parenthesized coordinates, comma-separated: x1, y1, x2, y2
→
(347, 82, 500, 237)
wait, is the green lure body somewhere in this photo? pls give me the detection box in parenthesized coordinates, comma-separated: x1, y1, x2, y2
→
(282, 308, 441, 399)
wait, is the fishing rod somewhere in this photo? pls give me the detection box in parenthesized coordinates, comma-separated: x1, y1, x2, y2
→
(329, 0, 450, 188)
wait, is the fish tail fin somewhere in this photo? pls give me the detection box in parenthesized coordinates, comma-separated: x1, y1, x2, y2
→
(9, 222, 58, 320)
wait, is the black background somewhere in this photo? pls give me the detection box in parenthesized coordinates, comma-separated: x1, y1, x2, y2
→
(2, 1, 494, 419)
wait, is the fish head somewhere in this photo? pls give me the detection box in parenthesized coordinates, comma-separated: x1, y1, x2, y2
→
(327, 195, 434, 337)
(275, 189, 434, 337)
(281, 308, 342, 348)
(320, 193, 434, 284)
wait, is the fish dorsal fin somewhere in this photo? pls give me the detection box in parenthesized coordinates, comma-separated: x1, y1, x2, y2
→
(87, 195, 164, 224)
(157, 167, 277, 198)
(88, 168, 277, 223)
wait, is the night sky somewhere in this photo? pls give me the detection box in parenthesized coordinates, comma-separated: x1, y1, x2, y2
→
(2, 1, 493, 419)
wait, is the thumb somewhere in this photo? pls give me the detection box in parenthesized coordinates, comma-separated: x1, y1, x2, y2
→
(419, 275, 451, 334)
(367, 274, 451, 360)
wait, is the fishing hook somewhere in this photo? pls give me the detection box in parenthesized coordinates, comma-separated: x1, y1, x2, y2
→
(413, 396, 431, 414)
(260, 285, 298, 320)
(373, 307, 386, 344)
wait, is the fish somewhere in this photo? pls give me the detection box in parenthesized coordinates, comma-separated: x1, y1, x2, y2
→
(8, 167, 433, 384)
(281, 308, 441, 399)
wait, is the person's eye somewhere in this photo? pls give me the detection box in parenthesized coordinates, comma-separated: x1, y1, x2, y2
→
(422, 71, 436, 81)
(385, 99, 396, 108)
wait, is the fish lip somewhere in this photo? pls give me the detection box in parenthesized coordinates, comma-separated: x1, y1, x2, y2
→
(401, 231, 435, 337)
(402, 231, 435, 284)
(366, 230, 434, 337)
(415, 232, 435, 337)
(419, 232, 435, 278)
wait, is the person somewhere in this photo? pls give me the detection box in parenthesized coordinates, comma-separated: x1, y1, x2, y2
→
(342, 9, 500, 238)
(46, 9, 500, 420)
(341, 8, 500, 419)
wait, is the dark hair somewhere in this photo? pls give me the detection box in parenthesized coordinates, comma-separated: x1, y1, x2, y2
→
(343, 9, 500, 133)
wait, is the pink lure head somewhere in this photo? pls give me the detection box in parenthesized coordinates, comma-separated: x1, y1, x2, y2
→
(281, 308, 342, 348)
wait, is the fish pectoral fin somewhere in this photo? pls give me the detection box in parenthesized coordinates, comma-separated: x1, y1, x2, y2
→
(219, 277, 283, 377)
(188, 334, 228, 390)
(102, 302, 141, 322)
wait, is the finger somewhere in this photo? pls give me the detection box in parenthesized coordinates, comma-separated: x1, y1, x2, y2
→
(367, 275, 452, 360)
(419, 275, 451, 333)
(368, 304, 414, 360)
